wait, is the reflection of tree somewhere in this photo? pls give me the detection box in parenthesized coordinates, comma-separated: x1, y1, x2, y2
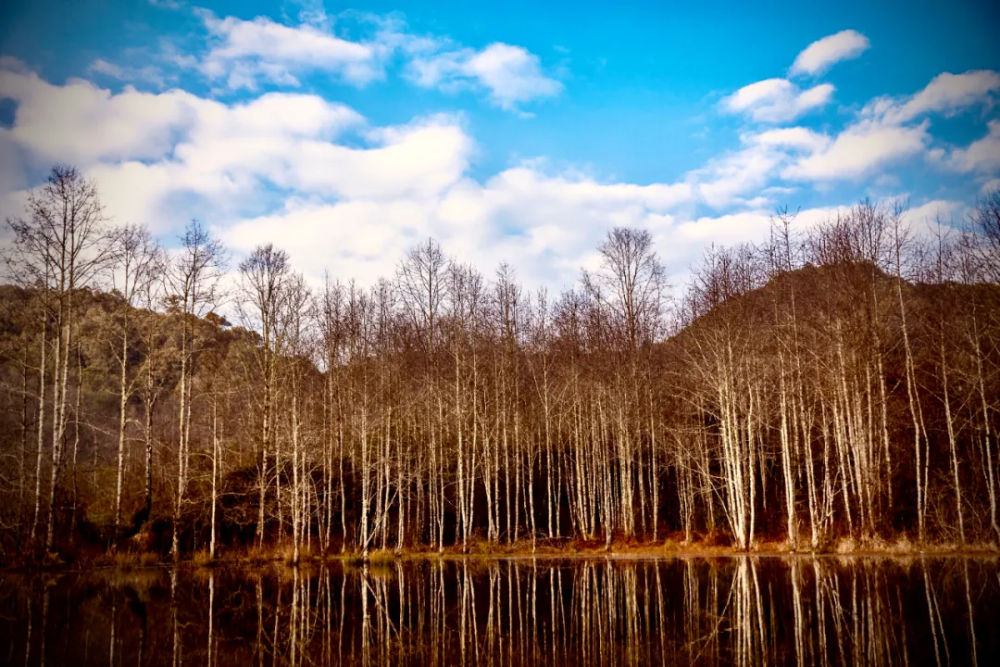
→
(3, 557, 999, 666)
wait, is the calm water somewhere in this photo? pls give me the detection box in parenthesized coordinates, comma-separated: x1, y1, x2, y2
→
(0, 556, 997, 666)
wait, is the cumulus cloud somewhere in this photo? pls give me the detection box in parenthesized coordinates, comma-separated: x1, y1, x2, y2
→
(88, 58, 174, 89)
(0, 66, 196, 165)
(867, 70, 1000, 125)
(87, 110, 468, 234)
(789, 29, 869, 77)
(0, 65, 363, 168)
(949, 120, 1000, 174)
(0, 65, 714, 289)
(184, 9, 561, 111)
(0, 56, 989, 292)
(781, 119, 930, 181)
(88, 59, 126, 79)
(223, 199, 434, 283)
(980, 178, 1000, 195)
(198, 11, 382, 90)
(685, 128, 829, 207)
(723, 78, 834, 123)
(407, 42, 562, 110)
(220, 163, 842, 290)
(687, 143, 788, 208)
(898, 71, 1000, 120)
(223, 169, 689, 287)
(0, 63, 448, 231)
(0, 129, 27, 198)
(773, 69, 1000, 183)
(750, 127, 831, 152)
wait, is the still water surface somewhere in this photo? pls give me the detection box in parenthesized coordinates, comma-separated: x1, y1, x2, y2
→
(1, 556, 997, 666)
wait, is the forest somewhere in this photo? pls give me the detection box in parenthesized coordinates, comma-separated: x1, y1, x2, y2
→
(1, 165, 999, 564)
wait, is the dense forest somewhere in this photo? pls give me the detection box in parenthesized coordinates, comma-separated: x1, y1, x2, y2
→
(1, 165, 999, 563)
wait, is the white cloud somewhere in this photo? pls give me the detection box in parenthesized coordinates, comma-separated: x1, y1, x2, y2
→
(688, 143, 787, 208)
(782, 119, 929, 181)
(198, 11, 383, 90)
(865, 70, 1000, 125)
(0, 65, 363, 169)
(187, 10, 560, 110)
(796, 70, 1000, 182)
(483, 166, 691, 211)
(88, 58, 171, 88)
(981, 178, 1000, 194)
(896, 71, 1000, 122)
(790, 30, 869, 77)
(770, 69, 999, 183)
(85, 161, 188, 231)
(723, 78, 834, 123)
(88, 59, 125, 78)
(0, 57, 992, 294)
(685, 129, 828, 207)
(223, 199, 433, 283)
(904, 199, 965, 226)
(192, 92, 364, 140)
(655, 204, 851, 284)
(0, 129, 27, 197)
(949, 120, 1000, 173)
(408, 42, 561, 110)
(218, 166, 696, 288)
(896, 199, 969, 246)
(0, 64, 440, 232)
(751, 127, 831, 152)
(0, 66, 701, 289)
(0, 67, 196, 165)
(83, 111, 467, 234)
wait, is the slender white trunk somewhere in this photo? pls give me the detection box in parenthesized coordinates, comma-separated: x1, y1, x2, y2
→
(171, 313, 188, 562)
(360, 407, 370, 557)
(30, 318, 46, 543)
(46, 282, 73, 553)
(291, 384, 300, 564)
(210, 399, 218, 560)
(114, 317, 128, 543)
(940, 335, 965, 543)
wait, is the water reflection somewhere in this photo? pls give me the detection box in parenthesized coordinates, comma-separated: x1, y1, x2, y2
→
(0, 556, 996, 666)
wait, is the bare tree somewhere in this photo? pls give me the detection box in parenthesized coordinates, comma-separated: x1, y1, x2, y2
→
(966, 188, 1000, 284)
(282, 272, 313, 564)
(583, 227, 667, 352)
(237, 243, 292, 549)
(109, 224, 162, 546)
(4, 166, 110, 552)
(396, 239, 448, 551)
(168, 221, 225, 561)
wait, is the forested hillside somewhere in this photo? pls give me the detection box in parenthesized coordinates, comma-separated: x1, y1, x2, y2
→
(1, 166, 999, 563)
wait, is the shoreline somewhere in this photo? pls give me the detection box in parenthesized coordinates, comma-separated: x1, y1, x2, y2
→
(7, 538, 999, 572)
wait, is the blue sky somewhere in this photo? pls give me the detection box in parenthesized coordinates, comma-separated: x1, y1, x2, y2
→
(1, 0, 999, 288)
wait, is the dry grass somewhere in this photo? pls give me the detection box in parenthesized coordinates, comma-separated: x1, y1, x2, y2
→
(192, 549, 214, 567)
(139, 552, 161, 566)
(367, 549, 397, 564)
(240, 546, 273, 565)
(751, 539, 794, 553)
(884, 535, 913, 554)
(7, 532, 997, 573)
(833, 537, 858, 554)
(93, 550, 142, 569)
(222, 543, 325, 567)
(275, 544, 297, 565)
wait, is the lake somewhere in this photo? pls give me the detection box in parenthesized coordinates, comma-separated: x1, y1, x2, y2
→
(1, 556, 996, 666)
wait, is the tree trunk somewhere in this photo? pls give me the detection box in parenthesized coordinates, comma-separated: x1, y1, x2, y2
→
(114, 316, 128, 544)
(30, 318, 46, 544)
